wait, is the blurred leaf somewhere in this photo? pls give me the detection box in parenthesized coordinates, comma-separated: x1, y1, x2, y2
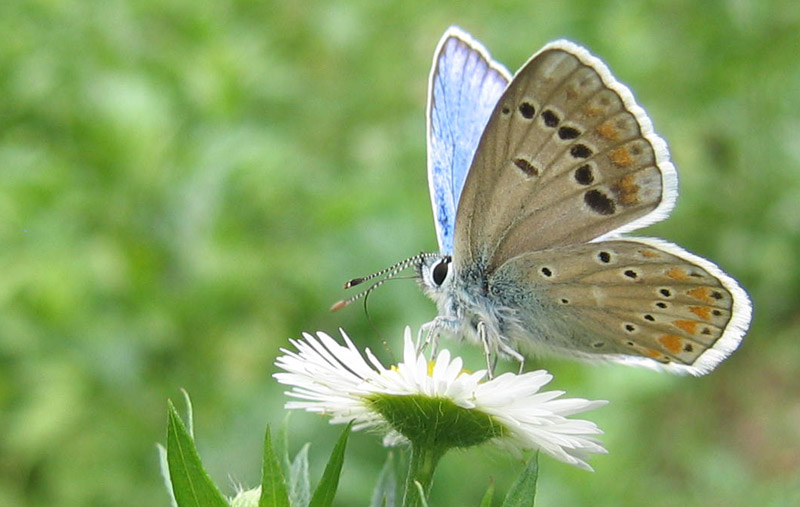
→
(501, 453, 538, 507)
(369, 451, 398, 507)
(180, 389, 194, 438)
(277, 413, 291, 473)
(480, 480, 495, 507)
(157, 444, 178, 507)
(412, 481, 429, 507)
(166, 400, 228, 507)
(288, 443, 311, 507)
(259, 425, 290, 507)
(309, 422, 353, 507)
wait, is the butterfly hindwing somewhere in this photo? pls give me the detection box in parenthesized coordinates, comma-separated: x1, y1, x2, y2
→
(492, 238, 751, 375)
(454, 41, 677, 269)
(427, 27, 510, 255)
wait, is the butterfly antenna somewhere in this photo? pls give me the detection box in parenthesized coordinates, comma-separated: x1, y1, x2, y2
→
(341, 254, 424, 289)
(360, 294, 397, 364)
(330, 253, 438, 312)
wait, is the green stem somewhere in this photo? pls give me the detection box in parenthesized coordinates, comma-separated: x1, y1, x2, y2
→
(402, 443, 446, 507)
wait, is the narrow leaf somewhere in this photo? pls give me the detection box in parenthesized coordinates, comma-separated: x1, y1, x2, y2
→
(412, 481, 429, 507)
(278, 414, 292, 472)
(180, 388, 194, 437)
(289, 443, 311, 507)
(480, 479, 495, 507)
(309, 422, 353, 507)
(369, 451, 397, 507)
(259, 425, 290, 507)
(157, 443, 178, 507)
(166, 400, 228, 507)
(501, 453, 539, 507)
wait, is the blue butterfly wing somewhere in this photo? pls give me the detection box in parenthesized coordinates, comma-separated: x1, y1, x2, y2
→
(427, 27, 511, 255)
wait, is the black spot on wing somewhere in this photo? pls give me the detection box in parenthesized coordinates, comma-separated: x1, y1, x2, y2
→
(570, 144, 593, 159)
(542, 109, 559, 127)
(518, 102, 535, 119)
(513, 158, 539, 177)
(558, 126, 581, 139)
(584, 189, 616, 215)
(574, 165, 593, 185)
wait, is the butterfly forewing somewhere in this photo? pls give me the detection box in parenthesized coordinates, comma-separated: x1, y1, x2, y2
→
(427, 28, 510, 255)
(493, 239, 750, 374)
(454, 41, 677, 270)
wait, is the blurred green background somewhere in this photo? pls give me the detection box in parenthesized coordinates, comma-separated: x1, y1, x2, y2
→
(2, 0, 799, 505)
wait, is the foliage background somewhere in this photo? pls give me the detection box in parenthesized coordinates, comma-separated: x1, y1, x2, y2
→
(2, 0, 799, 505)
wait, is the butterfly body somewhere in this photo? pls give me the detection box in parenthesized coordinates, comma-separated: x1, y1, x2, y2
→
(420, 257, 576, 370)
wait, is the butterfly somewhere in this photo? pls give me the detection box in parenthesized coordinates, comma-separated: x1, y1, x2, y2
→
(334, 26, 752, 376)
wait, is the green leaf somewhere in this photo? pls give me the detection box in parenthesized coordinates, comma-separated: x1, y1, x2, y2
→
(157, 443, 178, 507)
(480, 480, 495, 507)
(259, 425, 290, 507)
(166, 400, 228, 507)
(309, 422, 353, 507)
(179, 389, 194, 437)
(278, 413, 292, 472)
(369, 451, 397, 507)
(501, 453, 539, 507)
(289, 443, 311, 507)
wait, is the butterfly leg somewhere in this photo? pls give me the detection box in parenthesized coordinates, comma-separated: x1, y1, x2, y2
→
(496, 340, 525, 374)
(426, 327, 441, 360)
(417, 317, 445, 360)
(477, 321, 497, 379)
(416, 322, 430, 350)
(497, 340, 525, 374)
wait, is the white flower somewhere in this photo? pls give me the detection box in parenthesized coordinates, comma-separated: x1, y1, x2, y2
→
(273, 327, 608, 471)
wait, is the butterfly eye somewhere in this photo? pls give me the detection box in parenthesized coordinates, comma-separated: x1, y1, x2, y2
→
(432, 258, 450, 286)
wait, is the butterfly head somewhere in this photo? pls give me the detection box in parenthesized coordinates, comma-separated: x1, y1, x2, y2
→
(416, 254, 453, 299)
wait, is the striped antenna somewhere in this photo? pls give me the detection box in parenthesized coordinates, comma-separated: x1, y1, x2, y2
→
(330, 252, 439, 311)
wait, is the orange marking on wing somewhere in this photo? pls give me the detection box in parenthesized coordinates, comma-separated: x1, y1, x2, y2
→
(565, 86, 578, 100)
(673, 320, 698, 334)
(609, 146, 635, 167)
(687, 287, 714, 303)
(611, 174, 640, 205)
(596, 122, 620, 141)
(667, 267, 690, 281)
(643, 348, 662, 359)
(583, 104, 603, 117)
(689, 306, 712, 320)
(641, 250, 660, 258)
(658, 335, 683, 354)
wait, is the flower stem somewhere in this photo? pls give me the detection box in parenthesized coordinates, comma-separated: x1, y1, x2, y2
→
(403, 443, 445, 507)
